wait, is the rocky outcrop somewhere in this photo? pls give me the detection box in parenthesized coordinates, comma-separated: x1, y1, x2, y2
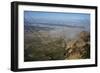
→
(65, 31, 90, 59)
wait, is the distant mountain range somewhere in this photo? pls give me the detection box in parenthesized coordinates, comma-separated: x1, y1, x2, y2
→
(24, 25, 54, 33)
(24, 22, 85, 29)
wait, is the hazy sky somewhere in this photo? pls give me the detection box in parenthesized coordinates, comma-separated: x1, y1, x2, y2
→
(24, 11, 90, 30)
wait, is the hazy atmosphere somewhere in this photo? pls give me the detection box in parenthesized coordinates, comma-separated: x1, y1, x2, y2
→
(24, 11, 90, 62)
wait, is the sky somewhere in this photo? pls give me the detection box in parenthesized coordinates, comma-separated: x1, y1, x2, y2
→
(24, 11, 90, 30)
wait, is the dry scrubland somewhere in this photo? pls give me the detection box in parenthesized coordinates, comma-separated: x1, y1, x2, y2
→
(24, 26, 90, 61)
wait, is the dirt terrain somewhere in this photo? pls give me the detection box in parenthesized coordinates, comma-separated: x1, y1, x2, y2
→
(24, 26, 90, 61)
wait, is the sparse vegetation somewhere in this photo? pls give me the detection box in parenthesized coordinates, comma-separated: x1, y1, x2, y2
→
(24, 26, 90, 62)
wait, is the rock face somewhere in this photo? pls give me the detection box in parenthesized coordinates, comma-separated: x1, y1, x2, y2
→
(65, 31, 90, 59)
